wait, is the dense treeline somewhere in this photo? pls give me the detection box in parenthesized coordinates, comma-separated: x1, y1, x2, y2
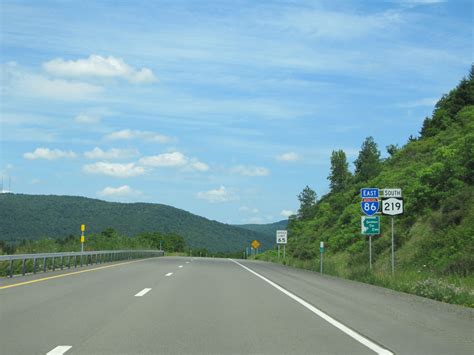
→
(0, 228, 247, 259)
(256, 66, 474, 306)
(0, 195, 272, 252)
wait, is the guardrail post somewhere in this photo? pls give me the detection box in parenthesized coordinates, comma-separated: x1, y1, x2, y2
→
(9, 259, 13, 278)
(33, 258, 37, 274)
(52, 257, 55, 271)
(60, 256, 64, 270)
(80, 254, 83, 267)
(75, 255, 77, 268)
(68, 255, 71, 269)
(43, 257, 47, 273)
(22, 258, 26, 276)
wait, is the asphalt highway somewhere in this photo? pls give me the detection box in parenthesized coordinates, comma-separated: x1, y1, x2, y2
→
(0, 257, 472, 354)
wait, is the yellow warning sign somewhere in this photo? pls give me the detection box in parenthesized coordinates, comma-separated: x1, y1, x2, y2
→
(251, 240, 260, 249)
(80, 236, 85, 243)
(81, 224, 85, 232)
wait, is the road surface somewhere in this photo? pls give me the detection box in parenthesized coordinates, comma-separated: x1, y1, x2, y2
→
(0, 257, 472, 354)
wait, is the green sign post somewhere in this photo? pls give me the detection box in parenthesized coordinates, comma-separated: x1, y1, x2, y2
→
(361, 216, 380, 270)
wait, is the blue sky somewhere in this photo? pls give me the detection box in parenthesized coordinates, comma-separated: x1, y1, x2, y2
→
(0, 0, 472, 224)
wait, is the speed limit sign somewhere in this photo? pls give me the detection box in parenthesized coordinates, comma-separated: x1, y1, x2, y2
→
(382, 198, 403, 216)
(276, 230, 287, 244)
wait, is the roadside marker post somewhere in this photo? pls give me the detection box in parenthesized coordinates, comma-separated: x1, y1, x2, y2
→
(80, 224, 85, 256)
(320, 241, 325, 273)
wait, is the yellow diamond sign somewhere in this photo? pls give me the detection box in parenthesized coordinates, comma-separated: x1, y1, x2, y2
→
(251, 240, 260, 249)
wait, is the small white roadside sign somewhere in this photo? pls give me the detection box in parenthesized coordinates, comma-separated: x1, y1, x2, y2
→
(276, 230, 287, 244)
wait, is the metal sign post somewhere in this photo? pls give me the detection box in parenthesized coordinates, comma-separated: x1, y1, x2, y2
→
(369, 236, 372, 270)
(391, 217, 395, 274)
(382, 188, 403, 275)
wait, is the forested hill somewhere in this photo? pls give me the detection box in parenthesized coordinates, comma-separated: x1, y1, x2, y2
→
(0, 194, 272, 252)
(236, 220, 288, 238)
(268, 66, 473, 303)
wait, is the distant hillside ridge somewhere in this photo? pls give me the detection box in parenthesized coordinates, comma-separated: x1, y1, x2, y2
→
(235, 220, 288, 239)
(0, 193, 273, 252)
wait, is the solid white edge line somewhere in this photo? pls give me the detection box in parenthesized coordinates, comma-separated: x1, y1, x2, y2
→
(134, 288, 152, 297)
(46, 345, 72, 355)
(179, 265, 183, 268)
(229, 259, 393, 355)
(165, 272, 173, 277)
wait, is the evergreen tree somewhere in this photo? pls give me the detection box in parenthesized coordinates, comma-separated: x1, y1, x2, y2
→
(386, 144, 399, 157)
(354, 136, 381, 182)
(328, 150, 351, 192)
(297, 185, 317, 220)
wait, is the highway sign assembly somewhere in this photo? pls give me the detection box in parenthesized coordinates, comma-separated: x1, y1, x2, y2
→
(276, 230, 287, 244)
(382, 197, 404, 216)
(361, 216, 380, 235)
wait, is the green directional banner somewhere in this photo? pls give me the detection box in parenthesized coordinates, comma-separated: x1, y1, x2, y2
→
(361, 216, 380, 235)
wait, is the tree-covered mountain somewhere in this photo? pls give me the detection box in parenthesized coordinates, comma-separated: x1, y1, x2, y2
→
(236, 220, 288, 239)
(0, 194, 273, 252)
(256, 66, 474, 306)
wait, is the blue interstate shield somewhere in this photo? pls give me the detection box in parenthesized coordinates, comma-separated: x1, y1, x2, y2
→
(361, 199, 379, 216)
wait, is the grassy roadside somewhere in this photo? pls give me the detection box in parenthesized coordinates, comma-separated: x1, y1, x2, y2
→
(251, 250, 474, 308)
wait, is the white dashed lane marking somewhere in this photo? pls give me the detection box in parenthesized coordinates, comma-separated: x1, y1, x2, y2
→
(165, 272, 173, 277)
(46, 345, 72, 355)
(134, 288, 152, 297)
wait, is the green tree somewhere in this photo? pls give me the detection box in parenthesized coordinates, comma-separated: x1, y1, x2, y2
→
(354, 136, 381, 182)
(328, 150, 351, 192)
(297, 186, 317, 220)
(386, 144, 399, 157)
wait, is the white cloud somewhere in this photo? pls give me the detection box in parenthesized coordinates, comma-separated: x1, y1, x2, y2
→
(197, 186, 238, 203)
(84, 147, 139, 160)
(75, 113, 101, 124)
(98, 185, 142, 198)
(83, 162, 145, 177)
(23, 148, 77, 160)
(189, 160, 210, 172)
(16, 73, 102, 101)
(276, 152, 300, 162)
(239, 206, 259, 214)
(43, 55, 156, 84)
(280, 210, 295, 218)
(139, 152, 209, 172)
(231, 165, 269, 177)
(105, 129, 173, 144)
(139, 152, 187, 167)
(3, 62, 102, 101)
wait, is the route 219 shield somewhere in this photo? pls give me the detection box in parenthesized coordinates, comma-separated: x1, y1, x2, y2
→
(361, 199, 379, 216)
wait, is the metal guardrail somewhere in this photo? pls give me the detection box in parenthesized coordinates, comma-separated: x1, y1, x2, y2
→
(0, 250, 164, 278)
